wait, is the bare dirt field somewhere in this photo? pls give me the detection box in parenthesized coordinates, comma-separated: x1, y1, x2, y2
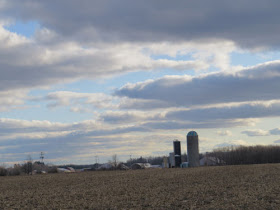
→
(0, 164, 279, 209)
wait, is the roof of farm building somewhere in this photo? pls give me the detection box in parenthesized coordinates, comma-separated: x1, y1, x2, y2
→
(187, 131, 198, 137)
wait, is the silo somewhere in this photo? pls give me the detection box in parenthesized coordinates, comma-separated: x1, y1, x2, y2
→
(187, 131, 199, 167)
(169, 152, 175, 168)
(162, 156, 169, 168)
(173, 140, 182, 167)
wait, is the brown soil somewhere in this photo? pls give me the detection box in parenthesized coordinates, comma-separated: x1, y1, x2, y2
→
(0, 164, 279, 209)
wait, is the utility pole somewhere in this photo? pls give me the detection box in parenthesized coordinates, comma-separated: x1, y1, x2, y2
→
(26, 155, 33, 175)
(129, 154, 132, 167)
(95, 155, 99, 169)
(40, 152, 44, 164)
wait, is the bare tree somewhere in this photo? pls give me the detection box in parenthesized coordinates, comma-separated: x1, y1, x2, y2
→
(0, 164, 8, 176)
(209, 145, 280, 165)
(23, 155, 33, 175)
(110, 154, 119, 170)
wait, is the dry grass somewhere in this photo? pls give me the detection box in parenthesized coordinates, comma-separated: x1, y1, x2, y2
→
(0, 164, 279, 209)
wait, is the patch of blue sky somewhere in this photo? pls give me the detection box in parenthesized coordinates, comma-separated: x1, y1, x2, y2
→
(2, 101, 94, 123)
(105, 69, 195, 90)
(4, 20, 40, 38)
(38, 69, 196, 95)
(231, 50, 280, 67)
(257, 51, 280, 62)
(1, 104, 74, 123)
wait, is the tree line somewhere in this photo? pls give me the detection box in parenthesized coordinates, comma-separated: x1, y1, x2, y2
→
(0, 161, 57, 176)
(208, 145, 280, 165)
(1, 145, 280, 176)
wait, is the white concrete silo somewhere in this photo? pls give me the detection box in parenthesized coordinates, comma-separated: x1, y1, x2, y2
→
(187, 131, 199, 167)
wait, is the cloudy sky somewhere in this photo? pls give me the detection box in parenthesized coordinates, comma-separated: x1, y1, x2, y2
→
(1, 0, 280, 165)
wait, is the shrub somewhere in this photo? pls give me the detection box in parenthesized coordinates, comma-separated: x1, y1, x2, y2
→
(0, 167, 8, 176)
(47, 166, 58, 173)
(7, 167, 21, 176)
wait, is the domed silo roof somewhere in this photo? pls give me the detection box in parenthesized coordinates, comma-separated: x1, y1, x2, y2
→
(187, 131, 198, 137)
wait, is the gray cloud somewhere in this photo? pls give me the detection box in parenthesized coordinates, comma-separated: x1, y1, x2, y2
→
(0, 116, 254, 145)
(0, 30, 116, 91)
(0, 90, 29, 112)
(43, 91, 117, 109)
(274, 140, 280, 143)
(4, 0, 280, 49)
(241, 129, 270, 137)
(239, 128, 280, 136)
(269, 128, 280, 135)
(96, 100, 280, 133)
(141, 119, 254, 130)
(99, 102, 270, 127)
(0, 132, 184, 164)
(116, 61, 280, 108)
(165, 101, 280, 122)
(99, 112, 147, 124)
(0, 118, 98, 134)
(119, 99, 172, 110)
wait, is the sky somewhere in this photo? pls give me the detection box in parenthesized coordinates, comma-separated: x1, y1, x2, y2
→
(1, 0, 280, 165)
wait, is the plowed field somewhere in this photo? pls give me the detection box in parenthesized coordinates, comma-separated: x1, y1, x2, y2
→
(0, 164, 279, 209)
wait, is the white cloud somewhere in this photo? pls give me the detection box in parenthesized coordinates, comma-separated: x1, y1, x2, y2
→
(70, 107, 93, 113)
(214, 140, 248, 148)
(0, 118, 99, 134)
(0, 90, 29, 112)
(43, 91, 118, 110)
(216, 130, 232, 136)
(0, 24, 228, 93)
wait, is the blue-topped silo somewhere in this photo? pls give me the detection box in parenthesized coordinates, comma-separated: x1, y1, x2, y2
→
(187, 131, 199, 167)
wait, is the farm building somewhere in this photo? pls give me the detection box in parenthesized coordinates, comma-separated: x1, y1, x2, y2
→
(131, 163, 151, 170)
(150, 165, 162, 168)
(57, 167, 75, 173)
(117, 163, 130, 170)
(181, 162, 189, 168)
(200, 156, 225, 166)
(98, 163, 113, 170)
